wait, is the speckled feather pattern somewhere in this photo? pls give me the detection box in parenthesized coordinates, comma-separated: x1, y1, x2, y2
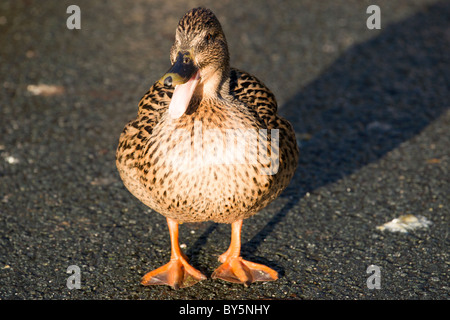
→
(116, 68, 298, 223)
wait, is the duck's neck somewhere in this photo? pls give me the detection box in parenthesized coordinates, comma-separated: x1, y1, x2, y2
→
(196, 66, 231, 100)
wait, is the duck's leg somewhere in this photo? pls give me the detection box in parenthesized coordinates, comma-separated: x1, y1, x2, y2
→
(141, 217, 206, 289)
(212, 219, 278, 285)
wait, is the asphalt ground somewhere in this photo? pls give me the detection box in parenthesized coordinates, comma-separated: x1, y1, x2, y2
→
(0, 0, 448, 300)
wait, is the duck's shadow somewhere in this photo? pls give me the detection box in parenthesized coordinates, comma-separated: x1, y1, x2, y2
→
(190, 1, 449, 277)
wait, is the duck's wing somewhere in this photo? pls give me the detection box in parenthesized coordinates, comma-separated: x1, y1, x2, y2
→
(229, 67, 299, 178)
(229, 68, 279, 127)
(137, 81, 173, 131)
(116, 81, 173, 169)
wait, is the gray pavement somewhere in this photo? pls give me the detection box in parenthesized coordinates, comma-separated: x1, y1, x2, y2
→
(0, 0, 448, 300)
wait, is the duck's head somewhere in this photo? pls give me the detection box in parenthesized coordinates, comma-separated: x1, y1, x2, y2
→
(160, 8, 230, 119)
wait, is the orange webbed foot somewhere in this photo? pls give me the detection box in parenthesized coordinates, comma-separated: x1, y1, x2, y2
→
(212, 219, 278, 286)
(212, 256, 278, 286)
(141, 217, 206, 289)
(141, 256, 206, 289)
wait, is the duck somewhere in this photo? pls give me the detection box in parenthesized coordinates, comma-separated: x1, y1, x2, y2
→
(116, 7, 299, 289)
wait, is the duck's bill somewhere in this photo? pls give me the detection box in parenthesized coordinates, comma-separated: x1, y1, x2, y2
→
(167, 70, 200, 119)
(159, 52, 198, 87)
(159, 51, 200, 119)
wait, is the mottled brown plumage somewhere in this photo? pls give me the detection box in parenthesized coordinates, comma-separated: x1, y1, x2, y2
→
(116, 7, 298, 288)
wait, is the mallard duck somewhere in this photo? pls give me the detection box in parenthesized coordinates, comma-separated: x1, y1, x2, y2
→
(116, 7, 299, 289)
